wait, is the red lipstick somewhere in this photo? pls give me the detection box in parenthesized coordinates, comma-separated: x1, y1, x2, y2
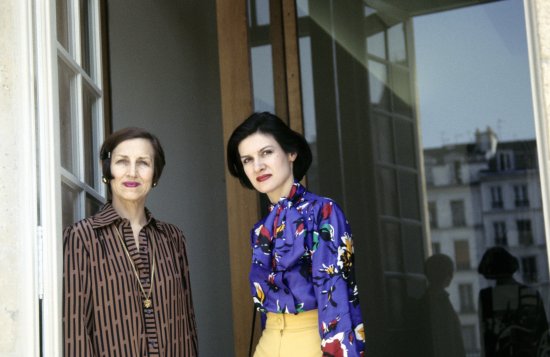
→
(256, 174, 271, 182)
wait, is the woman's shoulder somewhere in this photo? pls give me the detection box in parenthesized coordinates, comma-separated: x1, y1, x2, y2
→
(302, 190, 344, 215)
(62, 216, 98, 253)
(63, 215, 96, 236)
(152, 219, 186, 238)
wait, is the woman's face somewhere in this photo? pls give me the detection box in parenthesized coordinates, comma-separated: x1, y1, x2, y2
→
(109, 138, 155, 206)
(238, 132, 296, 202)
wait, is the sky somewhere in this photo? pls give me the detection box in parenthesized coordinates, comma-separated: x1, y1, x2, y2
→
(413, 0, 535, 148)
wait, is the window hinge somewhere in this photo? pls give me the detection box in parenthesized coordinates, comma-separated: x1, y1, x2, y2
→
(37, 225, 44, 300)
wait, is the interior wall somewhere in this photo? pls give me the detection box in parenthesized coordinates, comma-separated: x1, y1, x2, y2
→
(108, 0, 233, 355)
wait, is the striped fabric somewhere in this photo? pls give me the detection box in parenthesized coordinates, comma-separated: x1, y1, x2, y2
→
(63, 202, 198, 356)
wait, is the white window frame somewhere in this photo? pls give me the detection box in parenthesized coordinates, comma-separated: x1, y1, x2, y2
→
(34, 0, 107, 355)
(524, 0, 550, 277)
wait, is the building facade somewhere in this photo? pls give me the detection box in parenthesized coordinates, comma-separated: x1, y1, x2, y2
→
(425, 129, 550, 355)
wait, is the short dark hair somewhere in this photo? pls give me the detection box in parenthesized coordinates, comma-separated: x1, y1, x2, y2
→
(424, 254, 454, 285)
(100, 127, 166, 184)
(478, 246, 519, 279)
(227, 112, 312, 189)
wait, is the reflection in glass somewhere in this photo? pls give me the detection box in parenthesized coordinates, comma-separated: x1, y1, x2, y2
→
(56, 0, 70, 51)
(82, 84, 96, 187)
(80, 0, 93, 75)
(251, 45, 275, 113)
(388, 23, 407, 64)
(413, 254, 466, 357)
(288, 0, 548, 356)
(398, 171, 420, 220)
(391, 65, 412, 116)
(58, 61, 75, 173)
(379, 168, 398, 216)
(383, 222, 402, 271)
(395, 118, 416, 167)
(296, 0, 309, 17)
(85, 193, 102, 217)
(478, 247, 548, 356)
(374, 113, 394, 163)
(367, 31, 386, 59)
(253, 0, 270, 26)
(386, 277, 406, 327)
(367, 60, 389, 108)
(62, 183, 78, 228)
(402, 224, 424, 274)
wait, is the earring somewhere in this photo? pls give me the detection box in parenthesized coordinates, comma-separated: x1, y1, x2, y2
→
(102, 177, 109, 184)
(152, 182, 158, 187)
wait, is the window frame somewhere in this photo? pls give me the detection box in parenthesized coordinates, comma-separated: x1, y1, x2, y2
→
(493, 220, 508, 246)
(34, 0, 109, 355)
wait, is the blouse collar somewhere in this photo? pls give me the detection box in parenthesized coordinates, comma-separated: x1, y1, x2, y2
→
(90, 201, 157, 229)
(269, 181, 306, 212)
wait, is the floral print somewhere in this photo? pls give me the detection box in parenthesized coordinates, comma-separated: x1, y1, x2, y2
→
(249, 182, 365, 356)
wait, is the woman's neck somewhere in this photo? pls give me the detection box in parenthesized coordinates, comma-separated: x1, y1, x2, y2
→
(112, 198, 147, 227)
(267, 178, 295, 204)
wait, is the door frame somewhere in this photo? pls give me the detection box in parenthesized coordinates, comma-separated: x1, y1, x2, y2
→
(215, 1, 304, 355)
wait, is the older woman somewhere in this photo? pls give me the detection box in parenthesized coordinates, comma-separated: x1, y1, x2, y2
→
(63, 127, 198, 356)
(227, 112, 365, 357)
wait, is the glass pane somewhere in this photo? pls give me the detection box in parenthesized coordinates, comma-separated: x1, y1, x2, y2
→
(379, 168, 398, 217)
(85, 194, 102, 217)
(368, 60, 389, 109)
(80, 0, 93, 75)
(367, 31, 386, 59)
(402, 224, 424, 274)
(254, 0, 270, 26)
(417, 2, 549, 356)
(395, 118, 416, 167)
(388, 23, 407, 64)
(382, 221, 402, 271)
(56, 0, 70, 50)
(391, 65, 412, 116)
(293, 1, 547, 356)
(58, 60, 75, 173)
(61, 183, 78, 228)
(374, 113, 394, 163)
(386, 277, 406, 327)
(296, 0, 309, 17)
(82, 83, 97, 186)
(251, 45, 275, 112)
(398, 171, 420, 220)
(300, 37, 317, 143)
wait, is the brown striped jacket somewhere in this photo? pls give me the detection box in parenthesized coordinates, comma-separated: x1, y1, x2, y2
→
(63, 202, 198, 356)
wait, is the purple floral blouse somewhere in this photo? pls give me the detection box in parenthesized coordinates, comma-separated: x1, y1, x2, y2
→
(250, 182, 365, 356)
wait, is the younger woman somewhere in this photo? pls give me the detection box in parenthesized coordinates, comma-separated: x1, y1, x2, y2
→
(227, 112, 365, 356)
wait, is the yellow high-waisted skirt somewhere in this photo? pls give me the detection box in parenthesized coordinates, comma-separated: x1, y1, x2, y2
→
(253, 309, 322, 357)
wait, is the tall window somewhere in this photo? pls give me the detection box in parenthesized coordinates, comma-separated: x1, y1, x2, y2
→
(517, 219, 533, 246)
(493, 221, 507, 246)
(458, 283, 475, 312)
(454, 240, 470, 270)
(56, 0, 107, 228)
(514, 184, 529, 207)
(428, 201, 438, 228)
(490, 186, 503, 209)
(497, 151, 513, 171)
(450, 200, 466, 226)
(521, 256, 538, 283)
(453, 160, 462, 184)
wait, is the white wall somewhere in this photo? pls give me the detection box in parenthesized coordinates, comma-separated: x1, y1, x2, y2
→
(0, 1, 40, 356)
(108, 0, 234, 354)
